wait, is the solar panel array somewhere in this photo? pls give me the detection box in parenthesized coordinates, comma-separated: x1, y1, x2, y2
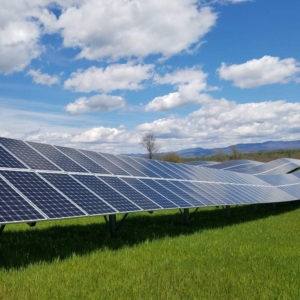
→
(0, 136, 300, 226)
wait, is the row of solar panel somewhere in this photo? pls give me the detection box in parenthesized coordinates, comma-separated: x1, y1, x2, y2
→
(1, 169, 300, 225)
(187, 158, 300, 175)
(0, 137, 273, 185)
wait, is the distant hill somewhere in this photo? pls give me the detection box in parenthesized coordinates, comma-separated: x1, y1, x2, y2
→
(128, 140, 300, 158)
(175, 140, 300, 158)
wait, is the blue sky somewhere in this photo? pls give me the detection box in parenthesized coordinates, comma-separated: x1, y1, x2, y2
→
(0, 0, 300, 154)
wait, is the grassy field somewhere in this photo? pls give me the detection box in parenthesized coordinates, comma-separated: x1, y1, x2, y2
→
(1, 202, 300, 299)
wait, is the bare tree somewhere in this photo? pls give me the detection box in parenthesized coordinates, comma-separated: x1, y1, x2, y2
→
(230, 145, 241, 160)
(141, 132, 158, 159)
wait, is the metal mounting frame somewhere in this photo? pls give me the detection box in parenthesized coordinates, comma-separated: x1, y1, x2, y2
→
(0, 224, 5, 236)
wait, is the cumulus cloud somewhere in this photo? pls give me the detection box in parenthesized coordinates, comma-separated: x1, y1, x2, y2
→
(27, 69, 60, 86)
(146, 67, 213, 111)
(0, 21, 42, 74)
(139, 97, 300, 151)
(57, 0, 217, 60)
(218, 56, 300, 88)
(64, 63, 153, 93)
(65, 94, 125, 114)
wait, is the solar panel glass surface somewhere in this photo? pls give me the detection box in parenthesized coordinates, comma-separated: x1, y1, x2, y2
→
(79, 150, 129, 176)
(55, 146, 110, 174)
(0, 177, 46, 223)
(0, 137, 59, 171)
(73, 175, 140, 212)
(0, 145, 27, 169)
(0, 171, 85, 219)
(118, 155, 163, 178)
(139, 179, 192, 208)
(41, 173, 116, 215)
(121, 177, 178, 209)
(28, 142, 88, 173)
(99, 153, 147, 177)
(99, 176, 161, 210)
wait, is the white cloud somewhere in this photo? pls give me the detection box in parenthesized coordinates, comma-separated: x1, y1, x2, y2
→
(0, 21, 42, 74)
(2, 96, 300, 154)
(57, 1, 217, 60)
(27, 69, 60, 86)
(218, 56, 300, 88)
(139, 97, 300, 151)
(64, 63, 153, 93)
(146, 67, 213, 111)
(65, 94, 125, 114)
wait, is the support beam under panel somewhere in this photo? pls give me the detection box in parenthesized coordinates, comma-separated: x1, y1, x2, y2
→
(183, 208, 190, 225)
(0, 225, 5, 236)
(226, 205, 231, 218)
(108, 215, 117, 236)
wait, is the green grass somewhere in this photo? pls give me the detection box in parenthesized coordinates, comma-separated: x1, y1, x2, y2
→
(1, 203, 300, 299)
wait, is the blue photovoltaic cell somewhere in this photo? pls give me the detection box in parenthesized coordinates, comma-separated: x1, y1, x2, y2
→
(130, 157, 175, 178)
(0, 171, 85, 219)
(80, 150, 129, 176)
(293, 172, 300, 178)
(0, 137, 60, 171)
(121, 177, 178, 209)
(99, 153, 147, 177)
(28, 142, 88, 173)
(55, 146, 110, 174)
(189, 182, 227, 206)
(73, 175, 140, 212)
(139, 179, 192, 208)
(146, 158, 186, 179)
(162, 163, 194, 179)
(257, 174, 300, 186)
(278, 184, 300, 199)
(0, 145, 27, 169)
(158, 180, 204, 207)
(41, 173, 116, 215)
(179, 181, 216, 206)
(118, 155, 163, 178)
(99, 176, 161, 210)
(0, 177, 46, 223)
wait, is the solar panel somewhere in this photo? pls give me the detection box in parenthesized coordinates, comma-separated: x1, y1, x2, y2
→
(118, 155, 164, 178)
(189, 182, 227, 206)
(72, 174, 141, 212)
(179, 181, 217, 206)
(99, 153, 147, 177)
(121, 177, 178, 209)
(0, 137, 60, 171)
(139, 178, 192, 208)
(278, 184, 300, 199)
(151, 160, 185, 179)
(79, 150, 129, 176)
(55, 146, 110, 174)
(162, 162, 194, 179)
(154, 180, 202, 207)
(257, 174, 300, 186)
(0, 176, 46, 223)
(28, 142, 88, 173)
(0, 170, 86, 219)
(130, 157, 176, 178)
(0, 145, 27, 169)
(41, 173, 116, 215)
(99, 176, 161, 210)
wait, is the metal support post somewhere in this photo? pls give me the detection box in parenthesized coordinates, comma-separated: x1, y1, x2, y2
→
(0, 225, 5, 236)
(109, 214, 117, 236)
(27, 222, 36, 227)
(253, 204, 258, 212)
(183, 208, 190, 225)
(226, 205, 231, 218)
